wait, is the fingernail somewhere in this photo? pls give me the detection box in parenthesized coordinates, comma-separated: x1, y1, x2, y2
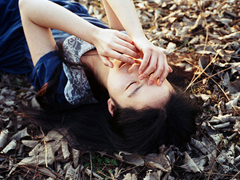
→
(148, 80, 153, 85)
(158, 81, 163, 86)
(139, 75, 144, 80)
(131, 59, 135, 64)
(109, 63, 113, 68)
(139, 70, 142, 74)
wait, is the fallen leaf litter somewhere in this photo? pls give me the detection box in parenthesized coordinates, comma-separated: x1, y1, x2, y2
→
(0, 0, 240, 179)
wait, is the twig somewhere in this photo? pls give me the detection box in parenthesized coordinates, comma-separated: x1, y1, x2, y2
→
(97, 171, 116, 180)
(40, 126, 48, 168)
(198, 128, 240, 176)
(185, 50, 220, 91)
(231, 171, 240, 180)
(90, 152, 93, 180)
(203, 25, 209, 52)
(216, 0, 228, 12)
(190, 63, 240, 87)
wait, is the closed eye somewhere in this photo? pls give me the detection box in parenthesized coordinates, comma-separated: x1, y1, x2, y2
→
(128, 84, 143, 97)
(126, 81, 137, 90)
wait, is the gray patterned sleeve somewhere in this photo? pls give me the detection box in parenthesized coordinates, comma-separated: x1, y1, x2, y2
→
(62, 36, 98, 105)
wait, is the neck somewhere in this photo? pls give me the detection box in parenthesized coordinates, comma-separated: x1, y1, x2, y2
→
(81, 50, 109, 88)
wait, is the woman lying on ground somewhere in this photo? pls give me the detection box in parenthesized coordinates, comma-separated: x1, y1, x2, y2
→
(0, 0, 200, 154)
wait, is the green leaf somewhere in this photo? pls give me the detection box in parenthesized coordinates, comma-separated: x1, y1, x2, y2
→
(111, 159, 118, 166)
(104, 157, 111, 164)
(84, 163, 90, 168)
(109, 170, 114, 174)
(97, 157, 102, 164)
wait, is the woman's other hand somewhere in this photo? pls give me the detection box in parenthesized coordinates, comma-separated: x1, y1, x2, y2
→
(93, 28, 140, 68)
(133, 36, 172, 86)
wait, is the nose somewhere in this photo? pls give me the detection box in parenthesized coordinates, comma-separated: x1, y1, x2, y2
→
(128, 63, 140, 74)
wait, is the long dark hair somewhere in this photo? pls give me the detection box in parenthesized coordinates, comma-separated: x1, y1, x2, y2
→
(110, 86, 199, 154)
(24, 42, 200, 154)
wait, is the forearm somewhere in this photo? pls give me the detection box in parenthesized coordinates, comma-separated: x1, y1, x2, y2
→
(104, 0, 145, 39)
(102, 0, 124, 30)
(19, 0, 100, 45)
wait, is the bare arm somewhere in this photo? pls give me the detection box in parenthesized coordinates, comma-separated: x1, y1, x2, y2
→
(103, 0, 144, 38)
(103, 0, 172, 86)
(102, 0, 124, 30)
(19, 0, 139, 66)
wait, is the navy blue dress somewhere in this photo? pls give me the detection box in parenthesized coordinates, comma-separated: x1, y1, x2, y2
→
(0, 0, 108, 74)
(0, 0, 109, 107)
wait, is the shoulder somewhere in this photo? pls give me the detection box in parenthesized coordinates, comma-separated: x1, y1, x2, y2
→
(63, 36, 95, 63)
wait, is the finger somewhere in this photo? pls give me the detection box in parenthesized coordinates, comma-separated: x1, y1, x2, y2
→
(114, 38, 139, 53)
(107, 50, 135, 64)
(138, 50, 151, 75)
(116, 31, 133, 44)
(100, 56, 114, 68)
(148, 56, 164, 85)
(157, 55, 169, 86)
(140, 51, 158, 85)
(112, 42, 140, 59)
(140, 51, 158, 81)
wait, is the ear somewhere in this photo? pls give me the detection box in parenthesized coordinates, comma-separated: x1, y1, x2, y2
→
(107, 98, 116, 116)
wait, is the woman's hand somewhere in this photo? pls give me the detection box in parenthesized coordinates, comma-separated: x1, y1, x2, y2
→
(92, 28, 140, 68)
(132, 36, 172, 86)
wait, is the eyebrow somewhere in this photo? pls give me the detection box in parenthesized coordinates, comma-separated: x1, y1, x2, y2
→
(128, 85, 143, 98)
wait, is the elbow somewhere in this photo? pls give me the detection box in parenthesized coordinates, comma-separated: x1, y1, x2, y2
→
(18, 0, 29, 12)
(18, 0, 25, 9)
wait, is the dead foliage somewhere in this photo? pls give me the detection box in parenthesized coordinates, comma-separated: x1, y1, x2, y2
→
(0, 0, 240, 179)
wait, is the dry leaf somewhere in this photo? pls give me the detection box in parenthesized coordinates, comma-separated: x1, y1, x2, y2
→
(143, 170, 162, 180)
(144, 151, 171, 172)
(123, 173, 138, 180)
(226, 144, 235, 164)
(21, 140, 39, 148)
(180, 152, 201, 172)
(11, 127, 30, 141)
(1, 140, 17, 154)
(0, 129, 8, 148)
(114, 151, 144, 166)
(61, 140, 70, 159)
(72, 148, 80, 168)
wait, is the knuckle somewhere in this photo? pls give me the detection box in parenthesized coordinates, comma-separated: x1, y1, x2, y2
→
(141, 60, 148, 66)
(149, 64, 156, 70)
(113, 31, 119, 36)
(106, 42, 112, 47)
(121, 48, 127, 54)
(142, 71, 150, 77)
(151, 72, 158, 78)
(146, 47, 153, 52)
(140, 65, 147, 72)
(117, 54, 124, 61)
(157, 66, 163, 72)
(103, 49, 109, 55)
(103, 62, 108, 66)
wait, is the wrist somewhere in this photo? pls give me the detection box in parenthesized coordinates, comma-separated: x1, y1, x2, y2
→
(130, 30, 145, 39)
(132, 35, 149, 45)
(88, 26, 102, 45)
(132, 33, 147, 41)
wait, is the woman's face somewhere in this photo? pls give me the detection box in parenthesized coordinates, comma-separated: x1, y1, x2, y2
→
(107, 59, 174, 110)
